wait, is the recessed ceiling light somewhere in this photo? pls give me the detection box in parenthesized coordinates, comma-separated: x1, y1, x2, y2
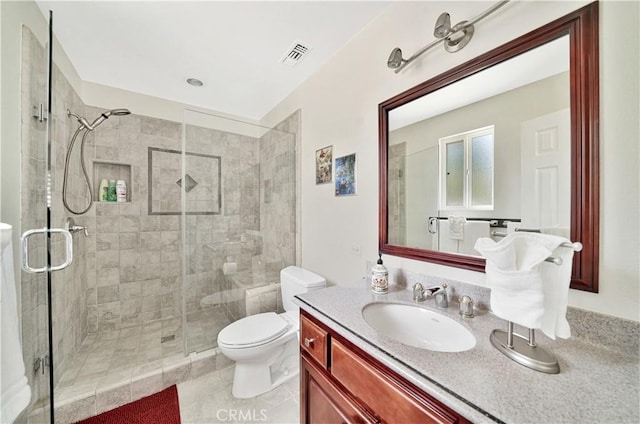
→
(186, 78, 203, 87)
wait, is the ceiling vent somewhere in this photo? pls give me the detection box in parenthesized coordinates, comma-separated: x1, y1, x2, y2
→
(281, 41, 311, 67)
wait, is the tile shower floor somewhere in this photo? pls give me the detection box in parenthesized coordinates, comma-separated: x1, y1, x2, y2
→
(55, 306, 231, 408)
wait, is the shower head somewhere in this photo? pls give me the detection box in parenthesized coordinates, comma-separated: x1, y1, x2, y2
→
(387, 47, 407, 69)
(68, 108, 131, 131)
(434, 12, 452, 38)
(106, 109, 131, 117)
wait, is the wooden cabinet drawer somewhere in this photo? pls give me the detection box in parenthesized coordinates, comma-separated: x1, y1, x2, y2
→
(302, 355, 376, 424)
(300, 314, 329, 367)
(331, 339, 459, 424)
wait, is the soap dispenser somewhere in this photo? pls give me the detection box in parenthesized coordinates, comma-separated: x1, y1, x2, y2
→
(371, 253, 389, 294)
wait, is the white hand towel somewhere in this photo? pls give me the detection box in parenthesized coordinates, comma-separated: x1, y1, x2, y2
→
(438, 220, 460, 253)
(459, 221, 490, 255)
(474, 232, 573, 339)
(1, 223, 32, 423)
(448, 216, 466, 240)
(540, 242, 574, 339)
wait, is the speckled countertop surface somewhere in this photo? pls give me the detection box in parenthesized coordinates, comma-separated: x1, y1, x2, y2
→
(295, 281, 639, 424)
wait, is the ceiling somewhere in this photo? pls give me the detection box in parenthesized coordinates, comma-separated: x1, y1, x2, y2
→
(36, 1, 390, 120)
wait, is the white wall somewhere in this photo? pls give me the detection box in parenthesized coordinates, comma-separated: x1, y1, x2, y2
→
(261, 1, 640, 322)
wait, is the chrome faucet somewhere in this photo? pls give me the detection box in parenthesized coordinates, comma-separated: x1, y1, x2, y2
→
(412, 283, 448, 307)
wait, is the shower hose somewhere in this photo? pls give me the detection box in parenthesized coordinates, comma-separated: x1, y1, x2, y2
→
(62, 126, 93, 215)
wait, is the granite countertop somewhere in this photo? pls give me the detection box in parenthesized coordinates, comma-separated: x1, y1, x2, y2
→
(295, 280, 639, 424)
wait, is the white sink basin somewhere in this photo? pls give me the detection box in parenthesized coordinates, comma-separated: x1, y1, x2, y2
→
(362, 303, 476, 352)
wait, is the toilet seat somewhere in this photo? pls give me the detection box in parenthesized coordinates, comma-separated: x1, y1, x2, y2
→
(218, 312, 289, 349)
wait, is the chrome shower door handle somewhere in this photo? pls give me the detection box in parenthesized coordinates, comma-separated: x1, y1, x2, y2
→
(49, 228, 73, 271)
(428, 217, 438, 234)
(21, 228, 73, 273)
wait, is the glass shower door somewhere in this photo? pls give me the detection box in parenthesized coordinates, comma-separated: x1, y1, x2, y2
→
(18, 10, 69, 423)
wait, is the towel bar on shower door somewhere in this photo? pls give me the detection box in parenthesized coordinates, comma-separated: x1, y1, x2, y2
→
(489, 240, 583, 374)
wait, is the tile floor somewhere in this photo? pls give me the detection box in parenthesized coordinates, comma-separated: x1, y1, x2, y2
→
(178, 366, 300, 424)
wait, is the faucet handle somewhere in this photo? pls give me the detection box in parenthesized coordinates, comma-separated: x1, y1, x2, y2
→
(65, 217, 89, 237)
(459, 295, 474, 318)
(413, 283, 426, 302)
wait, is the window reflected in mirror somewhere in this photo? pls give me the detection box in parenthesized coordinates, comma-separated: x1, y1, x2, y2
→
(439, 126, 494, 210)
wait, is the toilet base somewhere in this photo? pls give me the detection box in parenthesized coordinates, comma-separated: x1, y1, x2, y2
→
(231, 338, 299, 398)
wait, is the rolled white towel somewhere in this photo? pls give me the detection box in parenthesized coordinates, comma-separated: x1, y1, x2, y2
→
(475, 232, 573, 339)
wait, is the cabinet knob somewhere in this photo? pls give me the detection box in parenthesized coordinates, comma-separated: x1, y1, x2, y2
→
(304, 337, 315, 348)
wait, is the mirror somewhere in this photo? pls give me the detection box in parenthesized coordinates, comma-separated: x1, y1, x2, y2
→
(379, 3, 599, 292)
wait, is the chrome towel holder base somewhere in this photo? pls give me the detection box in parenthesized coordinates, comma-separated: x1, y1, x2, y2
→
(490, 322, 560, 374)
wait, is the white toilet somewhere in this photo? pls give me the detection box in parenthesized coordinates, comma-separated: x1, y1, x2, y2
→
(217, 265, 326, 398)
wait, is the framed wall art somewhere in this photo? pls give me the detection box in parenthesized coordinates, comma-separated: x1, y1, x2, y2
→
(315, 145, 333, 184)
(335, 153, 356, 196)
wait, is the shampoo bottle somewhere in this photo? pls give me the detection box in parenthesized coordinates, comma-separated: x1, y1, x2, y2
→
(116, 180, 127, 203)
(371, 253, 389, 294)
(98, 179, 109, 202)
(107, 180, 117, 202)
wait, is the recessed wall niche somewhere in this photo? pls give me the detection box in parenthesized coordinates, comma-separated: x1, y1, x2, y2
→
(93, 161, 132, 202)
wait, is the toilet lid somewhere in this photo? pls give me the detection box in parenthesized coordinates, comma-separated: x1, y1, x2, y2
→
(218, 312, 289, 348)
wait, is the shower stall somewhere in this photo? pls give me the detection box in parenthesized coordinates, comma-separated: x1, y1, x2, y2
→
(15, 12, 298, 423)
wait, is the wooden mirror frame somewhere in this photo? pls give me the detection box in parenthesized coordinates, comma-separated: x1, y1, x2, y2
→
(379, 2, 599, 292)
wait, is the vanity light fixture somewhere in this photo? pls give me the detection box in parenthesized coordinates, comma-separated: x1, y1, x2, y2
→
(387, 0, 509, 73)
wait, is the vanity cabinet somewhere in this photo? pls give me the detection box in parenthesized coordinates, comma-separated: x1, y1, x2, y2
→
(300, 310, 470, 424)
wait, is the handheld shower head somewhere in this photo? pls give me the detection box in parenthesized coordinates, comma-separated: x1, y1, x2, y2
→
(387, 48, 406, 69)
(106, 109, 131, 117)
(67, 108, 131, 131)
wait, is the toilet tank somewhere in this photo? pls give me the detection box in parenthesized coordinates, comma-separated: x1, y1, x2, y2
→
(280, 266, 326, 312)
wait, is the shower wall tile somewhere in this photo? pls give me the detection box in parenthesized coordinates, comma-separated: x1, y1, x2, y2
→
(119, 232, 140, 249)
(119, 215, 140, 232)
(139, 216, 159, 231)
(119, 249, 140, 267)
(97, 285, 119, 304)
(121, 298, 142, 317)
(97, 268, 120, 287)
(96, 216, 119, 232)
(98, 302, 121, 321)
(96, 233, 119, 251)
(120, 282, 141, 299)
(142, 250, 162, 264)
